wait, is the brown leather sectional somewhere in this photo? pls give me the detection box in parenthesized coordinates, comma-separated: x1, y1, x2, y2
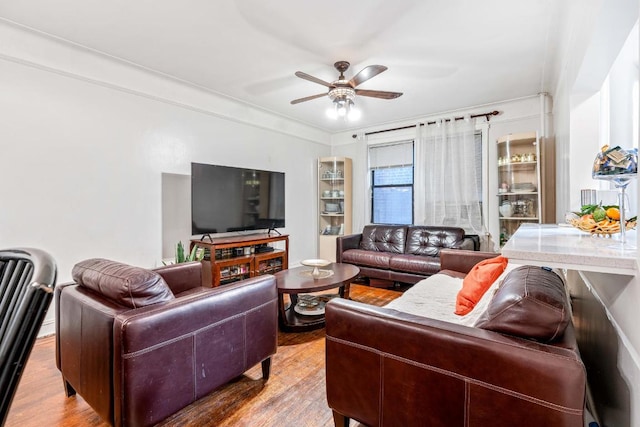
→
(325, 249, 586, 426)
(55, 260, 278, 427)
(337, 225, 477, 284)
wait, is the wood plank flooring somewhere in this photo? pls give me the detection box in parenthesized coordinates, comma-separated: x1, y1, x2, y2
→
(5, 284, 403, 427)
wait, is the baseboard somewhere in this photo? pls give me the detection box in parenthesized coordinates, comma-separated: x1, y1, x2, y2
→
(37, 318, 56, 338)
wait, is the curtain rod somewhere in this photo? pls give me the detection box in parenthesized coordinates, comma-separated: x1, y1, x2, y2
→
(351, 110, 500, 139)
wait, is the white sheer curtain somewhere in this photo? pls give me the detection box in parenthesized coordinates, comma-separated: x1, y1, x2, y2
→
(353, 132, 369, 233)
(414, 117, 484, 234)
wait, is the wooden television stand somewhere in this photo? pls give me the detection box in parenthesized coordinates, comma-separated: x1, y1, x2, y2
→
(191, 233, 289, 287)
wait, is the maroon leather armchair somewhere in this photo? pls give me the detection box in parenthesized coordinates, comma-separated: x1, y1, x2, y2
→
(55, 259, 277, 427)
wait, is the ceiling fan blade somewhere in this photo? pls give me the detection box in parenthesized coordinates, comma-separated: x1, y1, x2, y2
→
(349, 65, 388, 87)
(290, 93, 328, 105)
(355, 89, 403, 99)
(295, 71, 334, 88)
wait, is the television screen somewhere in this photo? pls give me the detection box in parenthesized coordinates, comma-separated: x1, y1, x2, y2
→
(191, 163, 285, 235)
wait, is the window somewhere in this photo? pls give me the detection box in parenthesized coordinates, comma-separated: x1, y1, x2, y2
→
(369, 141, 414, 224)
(598, 20, 638, 214)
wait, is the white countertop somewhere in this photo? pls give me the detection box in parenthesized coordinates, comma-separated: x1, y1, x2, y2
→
(501, 223, 638, 275)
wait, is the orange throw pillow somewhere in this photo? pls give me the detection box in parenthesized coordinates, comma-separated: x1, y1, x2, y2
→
(455, 256, 508, 315)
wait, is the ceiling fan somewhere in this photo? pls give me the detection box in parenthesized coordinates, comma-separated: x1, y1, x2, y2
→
(291, 61, 402, 120)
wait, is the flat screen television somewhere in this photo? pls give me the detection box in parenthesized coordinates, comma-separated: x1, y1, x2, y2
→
(191, 163, 285, 236)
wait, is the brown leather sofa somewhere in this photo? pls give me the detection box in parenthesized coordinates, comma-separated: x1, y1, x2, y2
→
(55, 259, 278, 427)
(326, 249, 586, 427)
(337, 224, 478, 284)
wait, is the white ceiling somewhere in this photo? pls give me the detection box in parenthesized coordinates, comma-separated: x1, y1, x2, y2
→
(0, 0, 563, 133)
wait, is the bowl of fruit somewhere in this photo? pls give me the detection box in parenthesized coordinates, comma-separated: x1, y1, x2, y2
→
(568, 204, 636, 236)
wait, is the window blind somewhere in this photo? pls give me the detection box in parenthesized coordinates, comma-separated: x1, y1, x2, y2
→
(369, 141, 414, 168)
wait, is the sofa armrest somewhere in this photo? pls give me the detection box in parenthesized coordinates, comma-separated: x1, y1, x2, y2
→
(439, 249, 498, 274)
(463, 234, 481, 250)
(325, 299, 585, 427)
(336, 233, 362, 262)
(154, 261, 203, 294)
(56, 283, 133, 422)
(451, 236, 477, 251)
(112, 275, 278, 425)
(113, 274, 277, 356)
(55, 282, 80, 372)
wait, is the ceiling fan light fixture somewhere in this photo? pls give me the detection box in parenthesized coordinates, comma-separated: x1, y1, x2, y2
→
(336, 99, 349, 117)
(325, 106, 338, 119)
(328, 97, 357, 121)
(328, 87, 355, 103)
(347, 105, 361, 121)
(327, 87, 358, 121)
(293, 61, 401, 122)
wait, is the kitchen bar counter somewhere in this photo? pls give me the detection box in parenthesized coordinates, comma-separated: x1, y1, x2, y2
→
(501, 223, 637, 275)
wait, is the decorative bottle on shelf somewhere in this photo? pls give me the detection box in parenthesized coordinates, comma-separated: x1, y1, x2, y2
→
(500, 227, 509, 246)
(499, 201, 513, 217)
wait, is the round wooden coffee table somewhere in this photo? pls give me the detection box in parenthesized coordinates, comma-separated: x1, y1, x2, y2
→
(275, 263, 359, 332)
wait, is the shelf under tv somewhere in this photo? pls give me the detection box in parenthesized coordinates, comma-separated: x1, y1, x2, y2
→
(191, 234, 289, 287)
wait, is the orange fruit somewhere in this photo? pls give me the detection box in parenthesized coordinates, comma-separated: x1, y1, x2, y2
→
(606, 207, 620, 220)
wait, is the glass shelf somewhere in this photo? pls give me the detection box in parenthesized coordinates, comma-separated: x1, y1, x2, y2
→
(498, 161, 537, 170)
(499, 217, 539, 221)
(498, 192, 538, 196)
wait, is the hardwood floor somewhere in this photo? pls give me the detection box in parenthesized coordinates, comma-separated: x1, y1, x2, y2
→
(5, 284, 403, 427)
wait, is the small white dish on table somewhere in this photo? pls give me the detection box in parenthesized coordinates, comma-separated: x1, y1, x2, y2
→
(300, 259, 332, 279)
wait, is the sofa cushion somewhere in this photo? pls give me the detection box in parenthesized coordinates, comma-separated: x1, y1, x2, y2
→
(388, 254, 440, 276)
(405, 226, 466, 257)
(360, 225, 407, 253)
(72, 258, 175, 308)
(342, 249, 392, 269)
(455, 256, 508, 315)
(475, 266, 569, 342)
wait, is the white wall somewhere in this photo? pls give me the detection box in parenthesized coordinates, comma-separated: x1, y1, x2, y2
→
(552, 0, 640, 425)
(569, 92, 601, 210)
(0, 21, 331, 335)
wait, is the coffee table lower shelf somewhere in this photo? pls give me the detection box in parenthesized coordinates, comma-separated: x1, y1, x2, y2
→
(280, 304, 326, 332)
